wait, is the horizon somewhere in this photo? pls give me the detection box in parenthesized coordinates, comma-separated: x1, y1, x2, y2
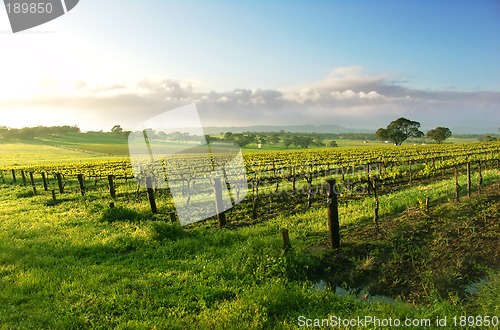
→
(1, 1, 499, 131)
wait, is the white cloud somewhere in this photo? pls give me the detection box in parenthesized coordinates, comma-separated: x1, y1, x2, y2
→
(0, 66, 498, 131)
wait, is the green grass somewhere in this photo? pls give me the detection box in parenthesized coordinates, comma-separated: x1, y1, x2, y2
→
(0, 142, 114, 167)
(0, 165, 498, 328)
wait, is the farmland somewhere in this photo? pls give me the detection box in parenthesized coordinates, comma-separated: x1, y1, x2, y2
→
(0, 139, 499, 329)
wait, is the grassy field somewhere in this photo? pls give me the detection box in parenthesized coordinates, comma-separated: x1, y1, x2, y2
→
(0, 132, 482, 167)
(0, 135, 498, 328)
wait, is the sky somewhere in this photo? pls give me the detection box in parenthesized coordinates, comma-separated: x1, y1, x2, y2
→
(0, 0, 499, 132)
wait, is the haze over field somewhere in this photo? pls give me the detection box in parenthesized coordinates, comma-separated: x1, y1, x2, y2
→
(0, 1, 499, 132)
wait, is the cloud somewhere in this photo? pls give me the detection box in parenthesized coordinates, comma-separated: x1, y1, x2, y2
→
(0, 67, 498, 131)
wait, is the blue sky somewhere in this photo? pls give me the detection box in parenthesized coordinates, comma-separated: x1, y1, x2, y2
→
(0, 0, 499, 131)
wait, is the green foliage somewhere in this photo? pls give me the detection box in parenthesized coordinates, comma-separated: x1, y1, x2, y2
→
(0, 140, 499, 328)
(426, 127, 452, 144)
(0, 125, 80, 140)
(376, 117, 424, 145)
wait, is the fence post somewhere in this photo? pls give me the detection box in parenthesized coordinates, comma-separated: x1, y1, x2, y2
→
(77, 174, 86, 196)
(51, 189, 57, 204)
(41, 172, 48, 191)
(11, 169, 16, 183)
(213, 177, 226, 228)
(326, 179, 340, 248)
(466, 162, 471, 198)
(441, 156, 445, 178)
(280, 228, 291, 251)
(29, 172, 37, 195)
(371, 177, 379, 227)
(146, 177, 158, 214)
(408, 160, 412, 184)
(21, 170, 27, 186)
(252, 175, 259, 219)
(108, 175, 116, 199)
(56, 173, 64, 194)
(478, 160, 483, 192)
(307, 168, 313, 208)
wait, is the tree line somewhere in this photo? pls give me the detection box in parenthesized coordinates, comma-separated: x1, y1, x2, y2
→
(375, 117, 454, 145)
(0, 125, 81, 140)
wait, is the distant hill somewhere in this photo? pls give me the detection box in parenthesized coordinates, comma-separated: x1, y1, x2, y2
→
(203, 124, 372, 134)
(448, 127, 500, 135)
(205, 124, 498, 135)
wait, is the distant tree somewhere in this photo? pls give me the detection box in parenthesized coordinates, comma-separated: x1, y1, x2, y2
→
(204, 134, 214, 144)
(375, 117, 424, 146)
(479, 134, 497, 142)
(326, 140, 338, 147)
(169, 131, 183, 142)
(233, 134, 253, 148)
(283, 136, 293, 149)
(223, 132, 234, 142)
(268, 132, 280, 145)
(111, 125, 123, 134)
(426, 127, 452, 144)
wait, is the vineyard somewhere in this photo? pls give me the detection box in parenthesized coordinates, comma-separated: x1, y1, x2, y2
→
(2, 141, 500, 224)
(1, 141, 499, 328)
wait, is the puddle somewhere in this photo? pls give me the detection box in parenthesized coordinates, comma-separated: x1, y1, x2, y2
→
(314, 280, 398, 304)
(464, 278, 488, 295)
(313, 278, 490, 304)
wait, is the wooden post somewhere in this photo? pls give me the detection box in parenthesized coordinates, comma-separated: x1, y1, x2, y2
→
(56, 173, 64, 194)
(273, 160, 279, 193)
(169, 211, 177, 223)
(11, 169, 16, 183)
(51, 189, 56, 204)
(77, 174, 85, 196)
(425, 196, 430, 213)
(213, 177, 226, 228)
(146, 177, 158, 214)
(41, 172, 48, 191)
(21, 170, 27, 186)
(478, 160, 483, 192)
(307, 170, 313, 208)
(252, 175, 259, 219)
(326, 179, 340, 248)
(371, 178, 379, 227)
(29, 172, 37, 195)
(466, 162, 471, 198)
(455, 166, 460, 202)
(108, 175, 116, 199)
(280, 228, 291, 251)
(441, 156, 445, 178)
(408, 160, 412, 184)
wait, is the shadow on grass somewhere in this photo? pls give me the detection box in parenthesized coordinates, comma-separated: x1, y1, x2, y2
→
(100, 206, 144, 223)
(150, 222, 189, 241)
(16, 190, 37, 198)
